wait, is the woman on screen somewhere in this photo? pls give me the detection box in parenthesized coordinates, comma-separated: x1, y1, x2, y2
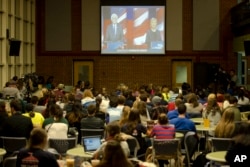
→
(145, 18, 162, 49)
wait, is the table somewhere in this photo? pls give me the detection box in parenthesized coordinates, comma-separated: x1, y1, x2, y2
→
(66, 145, 92, 159)
(0, 148, 6, 162)
(206, 151, 227, 163)
(196, 125, 215, 151)
(190, 117, 204, 124)
(175, 132, 184, 138)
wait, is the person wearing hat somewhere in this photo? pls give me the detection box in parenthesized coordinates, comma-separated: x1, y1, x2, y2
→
(1, 80, 22, 100)
(149, 95, 168, 120)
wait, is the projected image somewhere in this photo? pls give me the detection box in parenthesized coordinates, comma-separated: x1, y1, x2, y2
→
(101, 6, 165, 54)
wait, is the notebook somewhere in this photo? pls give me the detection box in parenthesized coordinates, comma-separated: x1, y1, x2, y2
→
(82, 136, 102, 155)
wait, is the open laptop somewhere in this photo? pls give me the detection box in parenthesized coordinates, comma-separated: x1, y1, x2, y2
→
(82, 136, 102, 155)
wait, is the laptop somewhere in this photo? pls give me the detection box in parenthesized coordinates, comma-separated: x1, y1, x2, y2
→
(82, 136, 102, 155)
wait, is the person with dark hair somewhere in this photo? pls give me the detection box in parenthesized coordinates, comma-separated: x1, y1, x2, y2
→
(95, 140, 133, 167)
(42, 97, 56, 118)
(226, 96, 241, 122)
(2, 99, 33, 139)
(23, 103, 45, 128)
(1, 80, 22, 99)
(95, 96, 106, 122)
(30, 95, 46, 113)
(80, 104, 104, 129)
(93, 121, 130, 159)
(16, 128, 59, 167)
(42, 104, 68, 139)
(0, 101, 8, 136)
(237, 89, 250, 105)
(226, 122, 250, 167)
(167, 98, 189, 120)
(121, 109, 148, 155)
(169, 103, 196, 132)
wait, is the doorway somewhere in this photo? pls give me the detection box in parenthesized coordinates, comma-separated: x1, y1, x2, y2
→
(73, 61, 94, 86)
(171, 60, 192, 89)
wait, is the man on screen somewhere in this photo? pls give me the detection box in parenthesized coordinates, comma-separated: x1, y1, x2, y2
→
(105, 13, 124, 50)
(145, 18, 163, 49)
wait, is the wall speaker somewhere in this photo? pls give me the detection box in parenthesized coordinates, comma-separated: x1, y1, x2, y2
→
(9, 39, 21, 56)
(244, 40, 250, 56)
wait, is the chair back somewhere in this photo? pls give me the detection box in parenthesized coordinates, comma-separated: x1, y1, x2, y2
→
(1, 136, 27, 154)
(152, 138, 180, 160)
(184, 131, 199, 167)
(126, 138, 138, 158)
(48, 137, 77, 155)
(80, 129, 104, 139)
(3, 156, 17, 167)
(211, 137, 232, 152)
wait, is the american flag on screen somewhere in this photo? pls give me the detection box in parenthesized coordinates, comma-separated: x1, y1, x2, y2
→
(102, 6, 164, 49)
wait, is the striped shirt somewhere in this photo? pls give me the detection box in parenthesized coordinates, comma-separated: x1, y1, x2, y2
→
(151, 124, 175, 139)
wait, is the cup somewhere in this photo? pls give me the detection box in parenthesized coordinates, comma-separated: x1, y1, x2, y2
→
(57, 160, 66, 167)
(203, 118, 210, 128)
(91, 159, 100, 167)
(66, 158, 75, 167)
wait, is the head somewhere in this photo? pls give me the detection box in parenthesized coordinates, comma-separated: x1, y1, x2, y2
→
(150, 18, 158, 29)
(30, 96, 39, 105)
(82, 89, 94, 98)
(117, 95, 126, 105)
(221, 107, 235, 123)
(151, 96, 162, 106)
(87, 104, 96, 116)
(102, 140, 127, 165)
(128, 108, 141, 123)
(28, 128, 47, 149)
(229, 96, 238, 105)
(177, 103, 187, 115)
(137, 101, 147, 116)
(158, 113, 169, 125)
(10, 99, 22, 113)
(109, 95, 118, 108)
(111, 13, 118, 24)
(106, 121, 121, 138)
(49, 104, 63, 119)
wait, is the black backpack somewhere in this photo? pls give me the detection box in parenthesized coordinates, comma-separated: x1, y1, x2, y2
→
(193, 151, 210, 167)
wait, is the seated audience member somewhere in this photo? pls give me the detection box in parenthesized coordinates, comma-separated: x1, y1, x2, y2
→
(3, 100, 33, 139)
(23, 103, 45, 128)
(168, 94, 184, 111)
(222, 93, 231, 110)
(185, 93, 203, 118)
(226, 122, 250, 167)
(214, 107, 239, 138)
(170, 104, 196, 132)
(139, 93, 152, 119)
(121, 108, 148, 154)
(95, 140, 133, 167)
(237, 88, 250, 105)
(202, 98, 221, 126)
(137, 101, 151, 126)
(65, 100, 85, 143)
(16, 128, 59, 167)
(150, 96, 168, 120)
(168, 87, 179, 103)
(150, 113, 175, 139)
(123, 89, 134, 108)
(81, 104, 104, 129)
(196, 89, 207, 105)
(0, 101, 9, 136)
(94, 96, 106, 122)
(226, 96, 241, 122)
(30, 96, 46, 113)
(106, 95, 122, 123)
(1, 80, 22, 100)
(116, 95, 126, 110)
(63, 93, 75, 113)
(81, 89, 95, 107)
(167, 98, 189, 120)
(119, 106, 131, 127)
(42, 104, 68, 139)
(93, 121, 130, 159)
(42, 98, 56, 119)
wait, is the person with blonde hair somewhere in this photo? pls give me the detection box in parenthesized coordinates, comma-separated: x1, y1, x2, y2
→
(81, 89, 95, 106)
(119, 106, 131, 127)
(185, 93, 203, 118)
(214, 107, 238, 138)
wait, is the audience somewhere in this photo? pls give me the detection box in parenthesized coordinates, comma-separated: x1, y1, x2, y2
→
(81, 104, 104, 129)
(23, 103, 45, 128)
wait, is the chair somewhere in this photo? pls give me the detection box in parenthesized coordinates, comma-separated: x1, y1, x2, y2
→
(152, 138, 181, 167)
(48, 137, 77, 156)
(1, 137, 27, 155)
(183, 131, 199, 167)
(80, 129, 104, 139)
(126, 138, 139, 158)
(3, 156, 17, 167)
(211, 137, 232, 152)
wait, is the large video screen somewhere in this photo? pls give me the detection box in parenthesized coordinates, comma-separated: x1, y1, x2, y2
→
(101, 4, 165, 54)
